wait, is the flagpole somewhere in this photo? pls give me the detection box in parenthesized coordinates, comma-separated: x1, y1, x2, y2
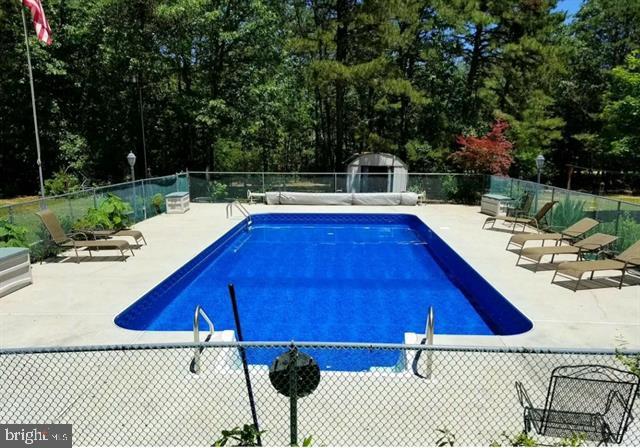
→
(20, 4, 46, 205)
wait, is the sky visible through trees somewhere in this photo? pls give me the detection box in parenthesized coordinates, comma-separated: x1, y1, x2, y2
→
(0, 0, 639, 197)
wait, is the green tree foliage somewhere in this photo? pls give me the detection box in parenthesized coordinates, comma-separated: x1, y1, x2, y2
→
(601, 51, 640, 165)
(555, 0, 640, 186)
(1, 0, 638, 197)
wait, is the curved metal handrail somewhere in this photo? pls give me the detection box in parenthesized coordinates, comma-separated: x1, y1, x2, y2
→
(424, 306, 435, 378)
(425, 306, 434, 346)
(192, 305, 215, 374)
(226, 201, 253, 227)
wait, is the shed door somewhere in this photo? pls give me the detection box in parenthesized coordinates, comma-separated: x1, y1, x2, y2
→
(360, 166, 392, 192)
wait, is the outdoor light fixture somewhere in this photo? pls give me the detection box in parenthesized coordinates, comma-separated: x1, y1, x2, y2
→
(536, 154, 545, 185)
(127, 151, 137, 171)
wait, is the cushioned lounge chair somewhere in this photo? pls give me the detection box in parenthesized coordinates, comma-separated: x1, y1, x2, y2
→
(483, 201, 557, 233)
(516, 233, 617, 272)
(36, 209, 134, 263)
(506, 217, 599, 251)
(552, 240, 640, 291)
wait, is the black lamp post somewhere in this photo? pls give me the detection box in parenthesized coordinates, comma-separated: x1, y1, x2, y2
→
(131, 74, 149, 178)
(535, 154, 545, 211)
(536, 154, 545, 185)
(127, 151, 138, 220)
(127, 151, 136, 182)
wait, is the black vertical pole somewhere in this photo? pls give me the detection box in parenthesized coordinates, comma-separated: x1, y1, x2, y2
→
(228, 283, 262, 446)
(288, 344, 298, 446)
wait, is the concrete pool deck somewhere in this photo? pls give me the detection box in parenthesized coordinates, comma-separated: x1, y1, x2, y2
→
(0, 203, 638, 350)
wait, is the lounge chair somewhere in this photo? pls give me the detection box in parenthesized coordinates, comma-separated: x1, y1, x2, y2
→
(36, 209, 134, 262)
(483, 201, 557, 233)
(552, 240, 640, 291)
(78, 228, 147, 247)
(506, 217, 599, 251)
(516, 233, 617, 271)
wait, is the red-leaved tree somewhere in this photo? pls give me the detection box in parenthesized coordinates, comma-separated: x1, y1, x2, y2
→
(449, 120, 513, 175)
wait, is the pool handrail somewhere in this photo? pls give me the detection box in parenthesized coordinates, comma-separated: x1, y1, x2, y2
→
(424, 306, 435, 378)
(226, 201, 253, 227)
(192, 305, 215, 374)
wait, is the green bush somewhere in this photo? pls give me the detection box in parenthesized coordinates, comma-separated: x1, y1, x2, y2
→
(549, 198, 587, 231)
(210, 181, 229, 202)
(151, 193, 164, 214)
(0, 220, 29, 248)
(74, 194, 132, 231)
(214, 424, 264, 447)
(44, 170, 81, 196)
(442, 175, 482, 205)
(600, 212, 640, 251)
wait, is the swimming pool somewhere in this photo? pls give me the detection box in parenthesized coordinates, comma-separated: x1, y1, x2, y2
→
(116, 213, 532, 370)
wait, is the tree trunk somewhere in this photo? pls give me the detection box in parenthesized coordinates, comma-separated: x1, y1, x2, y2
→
(334, 0, 349, 170)
(465, 0, 487, 120)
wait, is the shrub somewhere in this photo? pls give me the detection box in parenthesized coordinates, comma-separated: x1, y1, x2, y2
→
(450, 120, 514, 175)
(74, 194, 132, 231)
(549, 198, 587, 231)
(435, 428, 456, 447)
(210, 181, 229, 202)
(599, 212, 640, 251)
(0, 220, 29, 248)
(151, 193, 164, 214)
(442, 175, 483, 205)
(44, 171, 81, 196)
(214, 424, 264, 447)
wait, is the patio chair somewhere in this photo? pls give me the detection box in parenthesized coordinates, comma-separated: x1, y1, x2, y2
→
(516, 233, 617, 272)
(482, 201, 558, 233)
(552, 240, 640, 291)
(36, 209, 134, 263)
(516, 365, 639, 445)
(506, 218, 599, 251)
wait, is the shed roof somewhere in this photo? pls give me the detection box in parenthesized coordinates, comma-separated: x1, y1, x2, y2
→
(346, 152, 408, 168)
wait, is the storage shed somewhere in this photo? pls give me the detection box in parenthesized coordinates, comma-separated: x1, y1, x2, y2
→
(346, 153, 408, 193)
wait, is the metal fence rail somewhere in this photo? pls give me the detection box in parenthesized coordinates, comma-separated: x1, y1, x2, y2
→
(187, 171, 487, 204)
(0, 173, 188, 258)
(489, 176, 640, 251)
(1, 342, 638, 446)
(4, 171, 640, 256)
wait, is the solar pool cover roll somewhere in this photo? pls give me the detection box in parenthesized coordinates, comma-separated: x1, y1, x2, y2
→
(265, 191, 418, 205)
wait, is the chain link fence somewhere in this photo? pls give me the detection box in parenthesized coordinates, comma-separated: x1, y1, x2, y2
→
(0, 173, 188, 259)
(4, 171, 640, 257)
(187, 171, 487, 204)
(1, 342, 638, 446)
(489, 176, 640, 251)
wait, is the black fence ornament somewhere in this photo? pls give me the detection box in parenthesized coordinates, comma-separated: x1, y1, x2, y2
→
(269, 346, 321, 445)
(269, 347, 321, 398)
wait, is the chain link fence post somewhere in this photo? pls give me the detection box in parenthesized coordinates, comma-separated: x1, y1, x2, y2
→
(614, 200, 622, 242)
(289, 344, 298, 447)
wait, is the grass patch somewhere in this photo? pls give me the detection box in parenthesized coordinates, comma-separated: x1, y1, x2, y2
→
(0, 196, 40, 206)
(607, 195, 640, 205)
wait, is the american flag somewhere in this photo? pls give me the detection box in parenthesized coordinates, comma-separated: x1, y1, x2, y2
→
(22, 0, 52, 45)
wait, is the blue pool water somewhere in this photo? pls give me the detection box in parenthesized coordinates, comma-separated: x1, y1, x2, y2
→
(116, 213, 532, 370)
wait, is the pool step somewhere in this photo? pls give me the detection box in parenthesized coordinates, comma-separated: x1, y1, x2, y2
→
(190, 330, 243, 374)
(230, 232, 252, 253)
